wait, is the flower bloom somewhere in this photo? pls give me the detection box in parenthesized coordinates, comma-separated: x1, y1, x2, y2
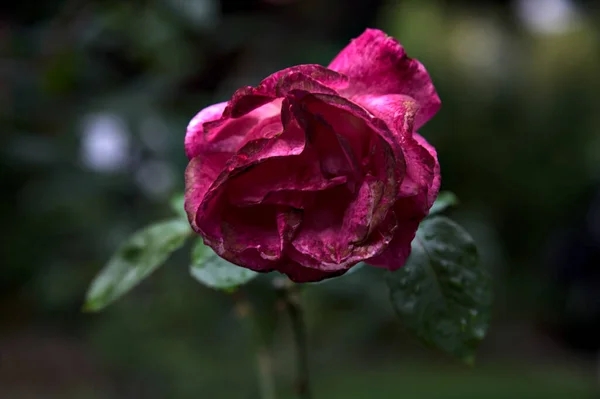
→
(184, 29, 441, 282)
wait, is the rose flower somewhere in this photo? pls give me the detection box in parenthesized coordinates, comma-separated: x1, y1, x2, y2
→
(185, 29, 441, 282)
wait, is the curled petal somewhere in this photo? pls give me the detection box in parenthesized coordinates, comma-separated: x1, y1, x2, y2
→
(353, 94, 418, 141)
(301, 110, 363, 189)
(277, 208, 303, 248)
(290, 182, 397, 272)
(365, 212, 419, 271)
(290, 186, 356, 270)
(353, 93, 440, 212)
(277, 260, 348, 283)
(204, 101, 282, 155)
(200, 102, 306, 211)
(289, 92, 404, 167)
(243, 114, 283, 143)
(191, 101, 308, 258)
(290, 92, 402, 211)
(413, 133, 441, 209)
(275, 72, 340, 98)
(185, 102, 227, 159)
(185, 101, 281, 160)
(328, 28, 440, 129)
(341, 175, 383, 244)
(273, 210, 349, 282)
(226, 150, 348, 207)
(399, 134, 438, 214)
(201, 202, 281, 272)
(222, 64, 348, 119)
(184, 156, 221, 232)
(284, 64, 349, 90)
(194, 204, 302, 276)
(186, 65, 345, 160)
(365, 136, 440, 272)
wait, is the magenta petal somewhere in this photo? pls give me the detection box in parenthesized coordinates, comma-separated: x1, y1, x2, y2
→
(290, 186, 356, 270)
(277, 260, 348, 283)
(277, 208, 302, 247)
(272, 210, 349, 282)
(341, 180, 399, 262)
(184, 156, 221, 232)
(261, 191, 311, 209)
(299, 99, 365, 181)
(272, 64, 348, 98)
(365, 135, 440, 272)
(275, 72, 340, 98)
(341, 175, 383, 244)
(399, 134, 438, 214)
(299, 95, 372, 162)
(226, 149, 348, 207)
(285, 243, 355, 274)
(283, 64, 349, 90)
(185, 100, 282, 161)
(353, 94, 418, 141)
(365, 215, 418, 271)
(352, 93, 439, 211)
(291, 92, 404, 200)
(413, 133, 441, 209)
(185, 102, 228, 159)
(222, 64, 348, 119)
(201, 204, 301, 276)
(363, 134, 440, 272)
(243, 114, 283, 143)
(304, 118, 361, 187)
(221, 205, 281, 262)
(194, 101, 308, 234)
(291, 93, 405, 166)
(198, 201, 282, 272)
(288, 91, 403, 230)
(289, 180, 396, 271)
(328, 28, 440, 129)
(204, 101, 282, 154)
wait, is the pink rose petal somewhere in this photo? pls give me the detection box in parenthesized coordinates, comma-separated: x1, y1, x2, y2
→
(277, 260, 348, 283)
(290, 179, 397, 272)
(222, 64, 348, 119)
(413, 133, 441, 209)
(328, 28, 440, 129)
(184, 156, 221, 232)
(353, 93, 440, 212)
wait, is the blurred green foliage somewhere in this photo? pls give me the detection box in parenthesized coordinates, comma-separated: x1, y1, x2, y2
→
(1, 0, 599, 397)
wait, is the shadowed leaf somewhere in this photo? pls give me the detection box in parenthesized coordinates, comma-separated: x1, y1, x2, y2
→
(190, 239, 258, 291)
(84, 219, 192, 311)
(429, 191, 458, 216)
(386, 216, 492, 364)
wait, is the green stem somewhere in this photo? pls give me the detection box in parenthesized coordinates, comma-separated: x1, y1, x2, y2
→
(282, 284, 312, 399)
(233, 291, 277, 399)
(256, 345, 277, 399)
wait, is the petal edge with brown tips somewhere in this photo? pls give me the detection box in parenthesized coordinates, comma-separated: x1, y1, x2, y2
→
(328, 28, 441, 130)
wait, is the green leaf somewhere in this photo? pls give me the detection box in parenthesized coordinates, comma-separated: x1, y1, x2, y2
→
(190, 239, 258, 291)
(429, 191, 458, 216)
(386, 216, 492, 364)
(170, 192, 186, 219)
(84, 219, 192, 312)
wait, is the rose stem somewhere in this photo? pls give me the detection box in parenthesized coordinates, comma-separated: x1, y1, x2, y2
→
(233, 291, 277, 399)
(282, 283, 312, 399)
(256, 345, 277, 399)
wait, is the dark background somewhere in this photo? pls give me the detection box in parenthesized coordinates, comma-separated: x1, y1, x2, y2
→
(2, 0, 600, 397)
